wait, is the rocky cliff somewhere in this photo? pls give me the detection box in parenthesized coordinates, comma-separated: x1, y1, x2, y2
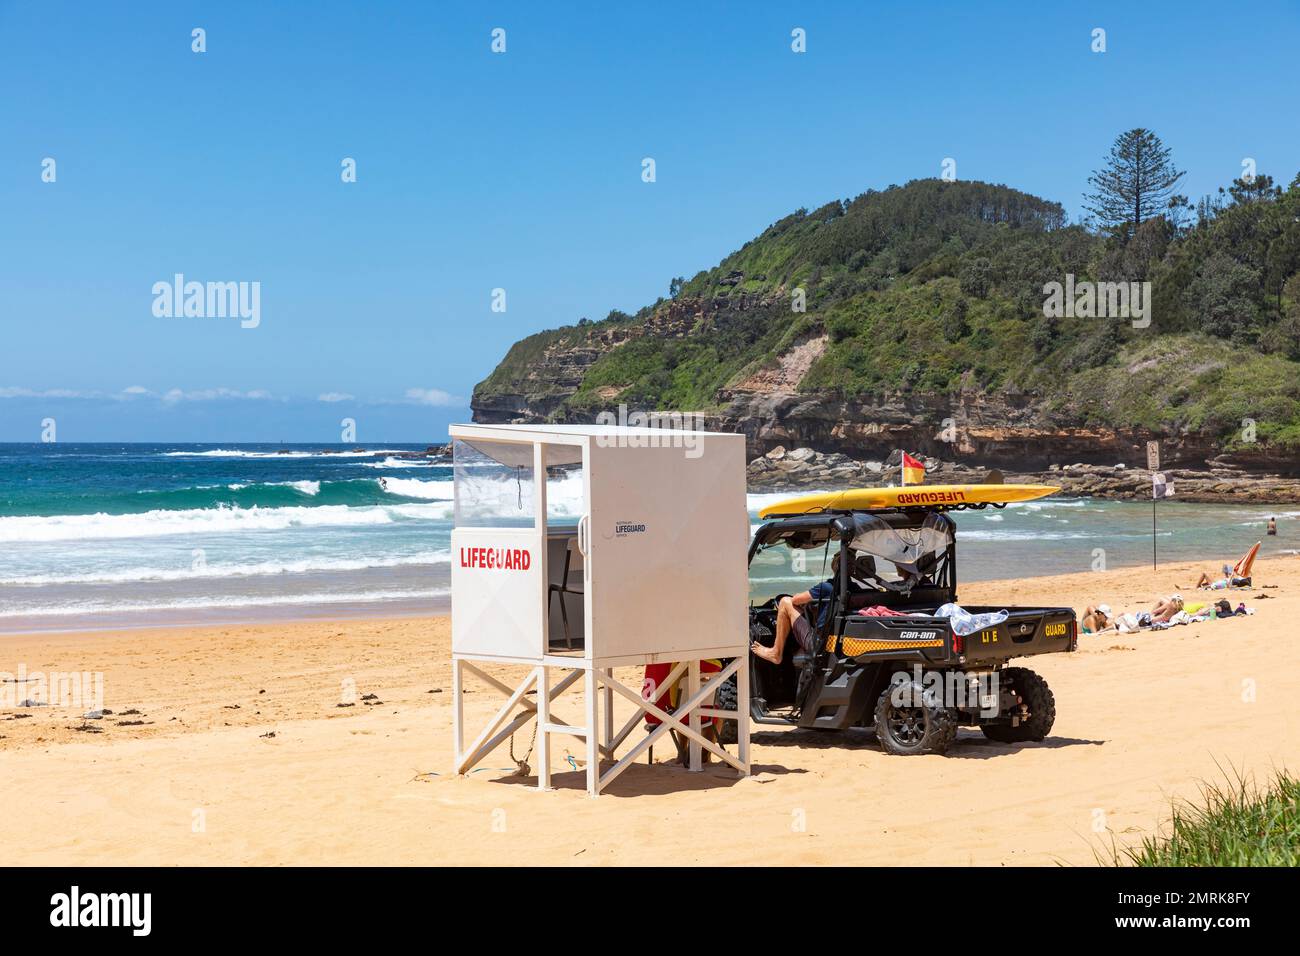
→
(472, 178, 1300, 488)
(472, 293, 1300, 478)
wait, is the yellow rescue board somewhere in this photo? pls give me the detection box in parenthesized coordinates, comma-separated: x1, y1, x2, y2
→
(758, 484, 1061, 518)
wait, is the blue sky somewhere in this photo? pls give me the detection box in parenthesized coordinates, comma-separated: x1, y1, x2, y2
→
(2, 0, 1297, 441)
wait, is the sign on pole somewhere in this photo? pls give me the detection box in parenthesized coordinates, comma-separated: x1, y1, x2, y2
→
(1146, 440, 1160, 472)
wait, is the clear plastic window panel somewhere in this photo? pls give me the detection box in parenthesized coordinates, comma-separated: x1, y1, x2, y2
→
(452, 438, 537, 528)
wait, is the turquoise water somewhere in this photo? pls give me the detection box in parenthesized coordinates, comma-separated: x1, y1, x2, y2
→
(747, 491, 1295, 603)
(0, 444, 1294, 632)
(0, 443, 459, 631)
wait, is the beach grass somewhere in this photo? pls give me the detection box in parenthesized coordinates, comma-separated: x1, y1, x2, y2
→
(1106, 768, 1300, 866)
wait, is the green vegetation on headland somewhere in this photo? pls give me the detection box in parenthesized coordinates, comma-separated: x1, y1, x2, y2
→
(1105, 770, 1300, 867)
(474, 130, 1300, 457)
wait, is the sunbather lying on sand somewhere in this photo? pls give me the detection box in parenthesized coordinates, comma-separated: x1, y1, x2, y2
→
(1195, 568, 1251, 590)
(1151, 594, 1184, 623)
(1081, 603, 1113, 633)
(1112, 596, 1184, 633)
(1191, 542, 1261, 590)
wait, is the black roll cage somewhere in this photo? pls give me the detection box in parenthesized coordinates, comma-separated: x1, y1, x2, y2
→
(749, 508, 959, 668)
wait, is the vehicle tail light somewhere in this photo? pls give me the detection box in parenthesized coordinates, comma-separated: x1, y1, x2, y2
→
(952, 630, 964, 654)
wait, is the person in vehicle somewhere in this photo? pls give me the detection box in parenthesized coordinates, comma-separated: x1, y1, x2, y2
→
(752, 552, 867, 665)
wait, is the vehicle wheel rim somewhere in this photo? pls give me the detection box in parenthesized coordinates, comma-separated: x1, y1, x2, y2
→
(888, 706, 927, 746)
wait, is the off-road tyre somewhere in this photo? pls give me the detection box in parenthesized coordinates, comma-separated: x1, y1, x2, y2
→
(716, 674, 739, 745)
(980, 667, 1055, 743)
(873, 684, 958, 756)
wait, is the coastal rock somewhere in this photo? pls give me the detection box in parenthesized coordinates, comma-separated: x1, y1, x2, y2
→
(744, 446, 1300, 504)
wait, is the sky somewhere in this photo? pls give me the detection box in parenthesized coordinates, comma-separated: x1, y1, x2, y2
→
(1, 0, 1297, 442)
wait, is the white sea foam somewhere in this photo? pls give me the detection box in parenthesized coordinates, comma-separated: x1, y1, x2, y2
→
(1017, 498, 1089, 511)
(161, 448, 409, 459)
(451, 472, 588, 519)
(0, 502, 448, 543)
(360, 457, 439, 469)
(0, 587, 450, 619)
(0, 550, 451, 586)
(378, 477, 454, 499)
(228, 480, 320, 495)
(955, 529, 1093, 541)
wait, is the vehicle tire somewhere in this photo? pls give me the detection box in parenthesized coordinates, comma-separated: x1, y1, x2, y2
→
(873, 684, 957, 756)
(980, 667, 1055, 743)
(715, 674, 738, 745)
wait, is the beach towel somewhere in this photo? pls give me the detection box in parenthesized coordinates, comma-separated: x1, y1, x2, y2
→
(1152, 610, 1192, 629)
(855, 605, 924, 617)
(1115, 611, 1153, 633)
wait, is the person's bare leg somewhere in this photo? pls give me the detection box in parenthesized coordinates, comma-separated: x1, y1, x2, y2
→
(753, 596, 795, 664)
(1196, 572, 1211, 588)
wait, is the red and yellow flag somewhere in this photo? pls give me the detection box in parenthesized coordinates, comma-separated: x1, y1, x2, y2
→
(901, 452, 925, 486)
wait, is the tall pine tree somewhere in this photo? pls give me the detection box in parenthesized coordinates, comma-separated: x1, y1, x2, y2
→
(1084, 129, 1185, 239)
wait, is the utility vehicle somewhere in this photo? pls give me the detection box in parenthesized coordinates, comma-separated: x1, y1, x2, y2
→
(716, 484, 1077, 755)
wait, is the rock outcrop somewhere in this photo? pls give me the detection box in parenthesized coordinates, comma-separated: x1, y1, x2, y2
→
(747, 446, 1300, 504)
(475, 305, 1300, 478)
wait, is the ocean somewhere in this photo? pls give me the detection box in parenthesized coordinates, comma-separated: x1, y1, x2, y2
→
(0, 443, 1293, 633)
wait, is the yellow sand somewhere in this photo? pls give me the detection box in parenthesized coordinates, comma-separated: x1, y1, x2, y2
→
(1, 557, 1296, 866)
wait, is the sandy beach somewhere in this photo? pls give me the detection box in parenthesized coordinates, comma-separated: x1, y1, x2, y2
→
(2, 555, 1296, 866)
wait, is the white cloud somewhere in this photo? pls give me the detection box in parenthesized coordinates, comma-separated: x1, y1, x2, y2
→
(404, 387, 462, 407)
(2, 385, 448, 406)
(161, 387, 275, 404)
(0, 387, 95, 399)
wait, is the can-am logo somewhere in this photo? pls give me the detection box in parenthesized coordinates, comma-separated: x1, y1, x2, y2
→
(49, 886, 151, 936)
(613, 522, 646, 537)
(459, 547, 531, 570)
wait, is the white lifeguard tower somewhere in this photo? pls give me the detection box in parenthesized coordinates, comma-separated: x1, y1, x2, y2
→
(448, 422, 751, 796)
